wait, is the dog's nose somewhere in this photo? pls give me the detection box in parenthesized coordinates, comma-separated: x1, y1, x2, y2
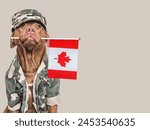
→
(26, 27, 35, 34)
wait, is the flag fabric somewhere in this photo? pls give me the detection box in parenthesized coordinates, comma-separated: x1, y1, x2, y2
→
(48, 39, 79, 80)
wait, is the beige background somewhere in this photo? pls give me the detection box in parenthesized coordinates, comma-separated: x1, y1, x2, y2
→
(0, 0, 150, 112)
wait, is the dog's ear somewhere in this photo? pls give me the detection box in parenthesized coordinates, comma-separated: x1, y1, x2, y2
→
(10, 32, 16, 48)
(43, 31, 50, 47)
(10, 30, 20, 48)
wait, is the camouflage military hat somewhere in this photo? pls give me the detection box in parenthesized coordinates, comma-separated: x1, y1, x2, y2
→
(11, 9, 47, 32)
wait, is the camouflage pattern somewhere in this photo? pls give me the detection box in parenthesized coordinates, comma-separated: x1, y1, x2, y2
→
(5, 54, 60, 113)
(11, 9, 47, 32)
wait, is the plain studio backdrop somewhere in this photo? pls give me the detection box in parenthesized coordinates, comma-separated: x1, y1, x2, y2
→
(0, 0, 150, 112)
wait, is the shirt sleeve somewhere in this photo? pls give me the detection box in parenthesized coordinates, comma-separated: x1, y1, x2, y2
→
(5, 70, 21, 111)
(46, 78, 60, 106)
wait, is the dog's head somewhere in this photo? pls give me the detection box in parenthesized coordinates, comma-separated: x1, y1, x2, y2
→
(10, 9, 49, 51)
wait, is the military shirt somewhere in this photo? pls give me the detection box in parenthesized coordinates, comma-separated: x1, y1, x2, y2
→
(5, 54, 60, 113)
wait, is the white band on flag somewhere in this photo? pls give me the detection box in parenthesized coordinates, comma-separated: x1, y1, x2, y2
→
(48, 48, 78, 71)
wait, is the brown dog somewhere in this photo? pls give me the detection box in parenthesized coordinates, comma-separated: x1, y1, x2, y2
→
(4, 9, 60, 113)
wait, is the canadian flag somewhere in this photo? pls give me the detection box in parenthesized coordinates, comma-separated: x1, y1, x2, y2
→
(48, 38, 79, 80)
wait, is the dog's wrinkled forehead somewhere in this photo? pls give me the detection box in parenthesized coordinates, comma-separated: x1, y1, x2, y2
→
(11, 9, 47, 32)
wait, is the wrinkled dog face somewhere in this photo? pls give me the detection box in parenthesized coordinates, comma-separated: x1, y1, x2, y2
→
(11, 21, 49, 51)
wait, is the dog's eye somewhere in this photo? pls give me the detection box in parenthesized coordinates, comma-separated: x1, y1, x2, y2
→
(19, 25, 23, 28)
(36, 24, 41, 29)
(19, 24, 25, 29)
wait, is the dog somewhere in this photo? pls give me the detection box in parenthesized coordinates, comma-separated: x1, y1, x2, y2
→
(3, 9, 60, 113)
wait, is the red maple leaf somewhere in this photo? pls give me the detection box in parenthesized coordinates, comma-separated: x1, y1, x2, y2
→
(54, 51, 71, 67)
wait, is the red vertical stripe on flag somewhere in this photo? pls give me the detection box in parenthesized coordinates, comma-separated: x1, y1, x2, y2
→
(49, 39, 78, 49)
(48, 70, 77, 80)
